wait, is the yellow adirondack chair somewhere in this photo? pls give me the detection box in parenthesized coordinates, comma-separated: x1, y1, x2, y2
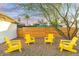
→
(59, 37, 78, 53)
(24, 34, 35, 45)
(44, 34, 54, 44)
(4, 37, 22, 53)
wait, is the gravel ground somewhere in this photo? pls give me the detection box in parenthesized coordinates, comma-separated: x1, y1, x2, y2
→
(0, 37, 79, 56)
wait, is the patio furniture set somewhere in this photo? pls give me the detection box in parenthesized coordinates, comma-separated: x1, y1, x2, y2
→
(3, 34, 78, 53)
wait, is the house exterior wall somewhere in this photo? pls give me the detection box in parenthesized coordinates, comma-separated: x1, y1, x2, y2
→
(0, 23, 17, 44)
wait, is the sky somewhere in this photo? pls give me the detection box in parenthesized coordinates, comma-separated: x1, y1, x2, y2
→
(0, 3, 23, 18)
(0, 3, 46, 24)
(0, 3, 78, 25)
(0, 3, 42, 25)
(0, 3, 77, 18)
(0, 3, 43, 18)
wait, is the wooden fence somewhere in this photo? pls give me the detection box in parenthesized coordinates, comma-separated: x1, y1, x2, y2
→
(17, 27, 75, 38)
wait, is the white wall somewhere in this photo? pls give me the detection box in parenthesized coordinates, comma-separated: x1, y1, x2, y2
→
(0, 21, 11, 32)
(0, 23, 17, 44)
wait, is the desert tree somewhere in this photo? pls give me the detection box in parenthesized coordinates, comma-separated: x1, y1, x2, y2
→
(18, 3, 79, 40)
(24, 14, 30, 25)
(51, 3, 79, 40)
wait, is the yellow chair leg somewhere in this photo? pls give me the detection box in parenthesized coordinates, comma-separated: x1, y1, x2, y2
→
(69, 49, 77, 53)
(27, 43, 30, 46)
(5, 50, 8, 53)
(51, 43, 52, 45)
(5, 49, 12, 53)
(19, 49, 22, 52)
(60, 48, 63, 52)
(58, 46, 61, 49)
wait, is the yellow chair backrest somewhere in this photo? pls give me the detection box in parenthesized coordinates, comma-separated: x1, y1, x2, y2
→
(25, 34, 31, 41)
(4, 37, 12, 47)
(48, 34, 54, 39)
(69, 37, 78, 47)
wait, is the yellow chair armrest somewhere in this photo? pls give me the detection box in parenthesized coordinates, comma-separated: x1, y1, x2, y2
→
(12, 40, 21, 42)
(60, 40, 70, 43)
(62, 42, 70, 45)
(63, 41, 71, 43)
(61, 40, 71, 42)
(62, 40, 71, 41)
(60, 40, 71, 45)
(11, 40, 21, 45)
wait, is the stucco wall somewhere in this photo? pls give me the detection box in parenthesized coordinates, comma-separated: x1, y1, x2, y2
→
(0, 23, 17, 43)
